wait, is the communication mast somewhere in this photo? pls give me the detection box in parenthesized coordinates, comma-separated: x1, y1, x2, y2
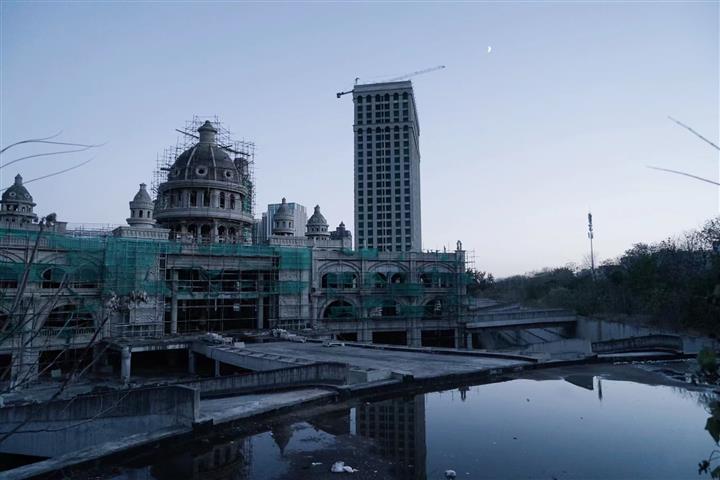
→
(588, 212, 596, 280)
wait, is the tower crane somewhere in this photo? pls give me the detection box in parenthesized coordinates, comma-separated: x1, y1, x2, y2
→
(336, 65, 446, 99)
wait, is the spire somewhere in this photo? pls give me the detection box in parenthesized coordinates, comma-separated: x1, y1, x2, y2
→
(197, 120, 217, 144)
(14, 174, 22, 186)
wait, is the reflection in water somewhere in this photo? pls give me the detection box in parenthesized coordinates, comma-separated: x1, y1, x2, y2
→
(150, 437, 251, 480)
(90, 364, 717, 480)
(355, 395, 427, 480)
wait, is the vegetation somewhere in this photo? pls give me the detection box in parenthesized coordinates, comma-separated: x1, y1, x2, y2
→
(472, 217, 720, 334)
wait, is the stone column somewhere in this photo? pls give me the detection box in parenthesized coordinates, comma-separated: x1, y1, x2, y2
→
(171, 270, 178, 334)
(408, 327, 422, 348)
(120, 346, 132, 384)
(256, 296, 264, 330)
(466, 333, 474, 350)
(214, 360, 221, 377)
(188, 350, 196, 374)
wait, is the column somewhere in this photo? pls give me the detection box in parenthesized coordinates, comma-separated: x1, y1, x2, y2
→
(256, 296, 264, 330)
(466, 333, 474, 350)
(214, 359, 221, 377)
(188, 350, 196, 374)
(408, 327, 422, 348)
(171, 269, 178, 334)
(121, 346, 132, 384)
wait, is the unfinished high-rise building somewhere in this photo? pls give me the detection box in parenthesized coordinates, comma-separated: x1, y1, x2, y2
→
(353, 81, 422, 252)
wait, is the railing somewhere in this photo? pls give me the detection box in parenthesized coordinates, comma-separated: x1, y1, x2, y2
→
(591, 334, 684, 354)
(110, 322, 164, 338)
(468, 309, 574, 322)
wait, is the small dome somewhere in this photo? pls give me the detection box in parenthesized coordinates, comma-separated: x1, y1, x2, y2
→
(274, 198, 293, 221)
(2, 174, 34, 204)
(131, 183, 153, 205)
(307, 205, 328, 226)
(306, 205, 329, 238)
(272, 198, 294, 236)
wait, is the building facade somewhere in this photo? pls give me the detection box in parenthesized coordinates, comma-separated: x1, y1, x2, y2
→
(353, 81, 422, 252)
(0, 118, 467, 388)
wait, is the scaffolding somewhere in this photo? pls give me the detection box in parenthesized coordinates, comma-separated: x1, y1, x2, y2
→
(151, 115, 257, 222)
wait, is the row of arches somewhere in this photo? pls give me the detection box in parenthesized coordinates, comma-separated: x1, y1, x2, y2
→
(322, 298, 448, 320)
(0, 266, 100, 289)
(159, 190, 245, 211)
(320, 271, 455, 289)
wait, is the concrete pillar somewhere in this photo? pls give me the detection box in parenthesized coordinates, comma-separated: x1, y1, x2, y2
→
(359, 320, 372, 343)
(466, 333, 474, 350)
(121, 346, 132, 384)
(171, 270, 178, 335)
(408, 327, 422, 348)
(214, 359, 220, 377)
(188, 350, 196, 374)
(454, 329, 460, 349)
(256, 296, 264, 330)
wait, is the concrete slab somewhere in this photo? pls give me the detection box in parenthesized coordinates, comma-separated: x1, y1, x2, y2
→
(199, 388, 335, 424)
(243, 342, 527, 379)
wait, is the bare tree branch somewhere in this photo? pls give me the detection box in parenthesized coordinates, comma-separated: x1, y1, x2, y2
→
(647, 165, 720, 186)
(3, 158, 94, 189)
(668, 116, 720, 151)
(0, 145, 101, 170)
(0, 132, 64, 154)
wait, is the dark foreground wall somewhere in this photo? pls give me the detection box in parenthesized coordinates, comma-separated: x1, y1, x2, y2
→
(184, 362, 349, 397)
(0, 385, 198, 457)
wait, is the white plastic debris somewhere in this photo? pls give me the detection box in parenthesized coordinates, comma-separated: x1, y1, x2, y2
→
(445, 470, 457, 479)
(331, 461, 358, 473)
(311, 462, 323, 466)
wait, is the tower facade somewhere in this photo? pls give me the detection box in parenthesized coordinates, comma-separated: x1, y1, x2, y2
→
(153, 121, 254, 243)
(353, 81, 422, 252)
(0, 174, 37, 228)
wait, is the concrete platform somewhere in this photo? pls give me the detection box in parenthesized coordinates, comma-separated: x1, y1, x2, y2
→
(243, 342, 528, 379)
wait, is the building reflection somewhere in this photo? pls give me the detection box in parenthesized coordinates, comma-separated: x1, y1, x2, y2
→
(355, 395, 427, 480)
(150, 437, 251, 480)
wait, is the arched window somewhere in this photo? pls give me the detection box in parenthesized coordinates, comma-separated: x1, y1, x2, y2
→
(390, 272, 406, 284)
(402, 92, 408, 99)
(0, 267, 18, 289)
(190, 191, 197, 207)
(393, 93, 399, 100)
(323, 300, 355, 319)
(45, 304, 93, 329)
(42, 268, 66, 289)
(139, 210, 143, 218)
(229, 195, 236, 209)
(219, 192, 226, 208)
(381, 299, 398, 317)
(357, 96, 363, 104)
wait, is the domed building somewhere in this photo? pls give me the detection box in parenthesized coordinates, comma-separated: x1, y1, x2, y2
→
(272, 198, 294, 236)
(154, 121, 254, 243)
(1, 174, 38, 228)
(305, 205, 329, 239)
(127, 183, 155, 228)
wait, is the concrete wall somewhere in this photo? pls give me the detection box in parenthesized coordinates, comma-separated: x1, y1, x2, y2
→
(184, 362, 349, 397)
(0, 385, 198, 457)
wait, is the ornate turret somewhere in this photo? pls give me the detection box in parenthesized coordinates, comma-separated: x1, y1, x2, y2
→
(153, 120, 253, 243)
(0, 174, 38, 228)
(305, 205, 329, 239)
(126, 183, 155, 228)
(272, 198, 294, 236)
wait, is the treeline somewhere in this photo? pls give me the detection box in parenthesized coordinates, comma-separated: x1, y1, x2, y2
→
(470, 217, 720, 334)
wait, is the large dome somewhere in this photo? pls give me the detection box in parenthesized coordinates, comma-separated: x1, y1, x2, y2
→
(2, 174, 34, 204)
(167, 121, 240, 183)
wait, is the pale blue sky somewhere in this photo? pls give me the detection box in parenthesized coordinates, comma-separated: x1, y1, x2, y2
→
(1, 1, 718, 276)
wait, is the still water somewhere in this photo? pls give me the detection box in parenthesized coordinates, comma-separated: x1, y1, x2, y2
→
(105, 367, 714, 480)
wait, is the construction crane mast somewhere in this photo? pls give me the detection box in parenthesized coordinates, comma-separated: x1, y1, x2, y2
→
(336, 65, 445, 99)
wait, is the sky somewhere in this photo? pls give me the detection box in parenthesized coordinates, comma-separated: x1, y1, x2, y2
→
(1, 1, 718, 277)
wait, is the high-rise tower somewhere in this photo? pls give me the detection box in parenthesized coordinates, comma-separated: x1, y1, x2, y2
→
(353, 81, 421, 252)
